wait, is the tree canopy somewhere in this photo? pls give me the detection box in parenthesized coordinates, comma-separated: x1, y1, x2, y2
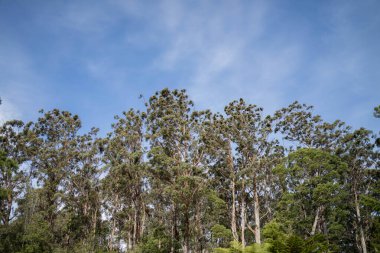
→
(0, 89, 378, 253)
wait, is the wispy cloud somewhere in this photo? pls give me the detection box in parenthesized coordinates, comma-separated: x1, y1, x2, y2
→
(143, 0, 303, 113)
(1, 0, 378, 132)
(0, 39, 49, 122)
(0, 99, 21, 124)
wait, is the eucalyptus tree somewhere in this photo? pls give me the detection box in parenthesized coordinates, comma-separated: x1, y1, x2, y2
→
(275, 149, 348, 249)
(201, 112, 239, 244)
(0, 150, 22, 253)
(0, 90, 378, 252)
(0, 151, 19, 225)
(273, 102, 379, 252)
(0, 119, 36, 252)
(145, 88, 210, 253)
(273, 101, 349, 151)
(339, 128, 377, 253)
(102, 109, 146, 251)
(61, 128, 104, 251)
(30, 109, 81, 246)
(0, 120, 32, 164)
(0, 120, 30, 226)
(224, 99, 283, 246)
(364, 164, 380, 251)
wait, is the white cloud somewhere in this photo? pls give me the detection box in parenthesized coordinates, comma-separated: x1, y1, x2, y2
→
(143, 0, 303, 113)
(0, 40, 49, 123)
(0, 98, 21, 123)
(2, 0, 376, 131)
(48, 0, 299, 117)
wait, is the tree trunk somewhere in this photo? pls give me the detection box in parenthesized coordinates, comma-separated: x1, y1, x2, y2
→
(140, 202, 146, 239)
(128, 231, 132, 250)
(311, 206, 321, 236)
(253, 174, 261, 244)
(133, 208, 138, 248)
(195, 202, 203, 253)
(109, 194, 119, 252)
(184, 209, 190, 253)
(231, 179, 239, 242)
(171, 203, 179, 253)
(91, 207, 98, 251)
(109, 217, 116, 251)
(241, 180, 246, 248)
(5, 191, 12, 225)
(355, 191, 367, 253)
(227, 143, 238, 241)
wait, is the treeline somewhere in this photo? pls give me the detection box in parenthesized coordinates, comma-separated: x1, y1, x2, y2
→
(0, 89, 379, 253)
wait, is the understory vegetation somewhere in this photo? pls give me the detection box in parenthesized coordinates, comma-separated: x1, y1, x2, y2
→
(0, 89, 379, 252)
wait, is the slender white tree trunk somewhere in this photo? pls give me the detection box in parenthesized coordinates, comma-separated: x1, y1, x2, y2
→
(231, 179, 239, 241)
(228, 143, 238, 242)
(133, 208, 138, 248)
(311, 206, 320, 236)
(253, 174, 261, 244)
(140, 202, 146, 239)
(241, 180, 246, 248)
(355, 191, 367, 253)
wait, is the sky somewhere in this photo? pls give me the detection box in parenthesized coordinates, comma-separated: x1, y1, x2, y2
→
(0, 0, 379, 135)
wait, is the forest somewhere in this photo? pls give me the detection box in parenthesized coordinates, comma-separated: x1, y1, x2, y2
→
(0, 88, 379, 253)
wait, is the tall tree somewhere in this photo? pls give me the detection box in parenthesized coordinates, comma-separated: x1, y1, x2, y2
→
(145, 89, 210, 253)
(102, 109, 146, 251)
(339, 128, 377, 253)
(224, 99, 283, 245)
(0, 90, 378, 252)
(62, 128, 104, 251)
(0, 151, 21, 226)
(0, 120, 29, 226)
(273, 101, 349, 151)
(30, 109, 81, 247)
(275, 148, 348, 249)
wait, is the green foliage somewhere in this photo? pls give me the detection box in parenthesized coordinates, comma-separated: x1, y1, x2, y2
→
(275, 149, 348, 239)
(0, 150, 23, 225)
(213, 240, 272, 253)
(286, 235, 304, 253)
(0, 89, 379, 252)
(262, 221, 286, 242)
(261, 220, 306, 253)
(302, 234, 330, 253)
(20, 212, 53, 253)
(262, 221, 288, 253)
(138, 226, 171, 253)
(0, 220, 23, 253)
(211, 224, 233, 247)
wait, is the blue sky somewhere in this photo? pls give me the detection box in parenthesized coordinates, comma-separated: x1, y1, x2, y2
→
(0, 0, 379, 134)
